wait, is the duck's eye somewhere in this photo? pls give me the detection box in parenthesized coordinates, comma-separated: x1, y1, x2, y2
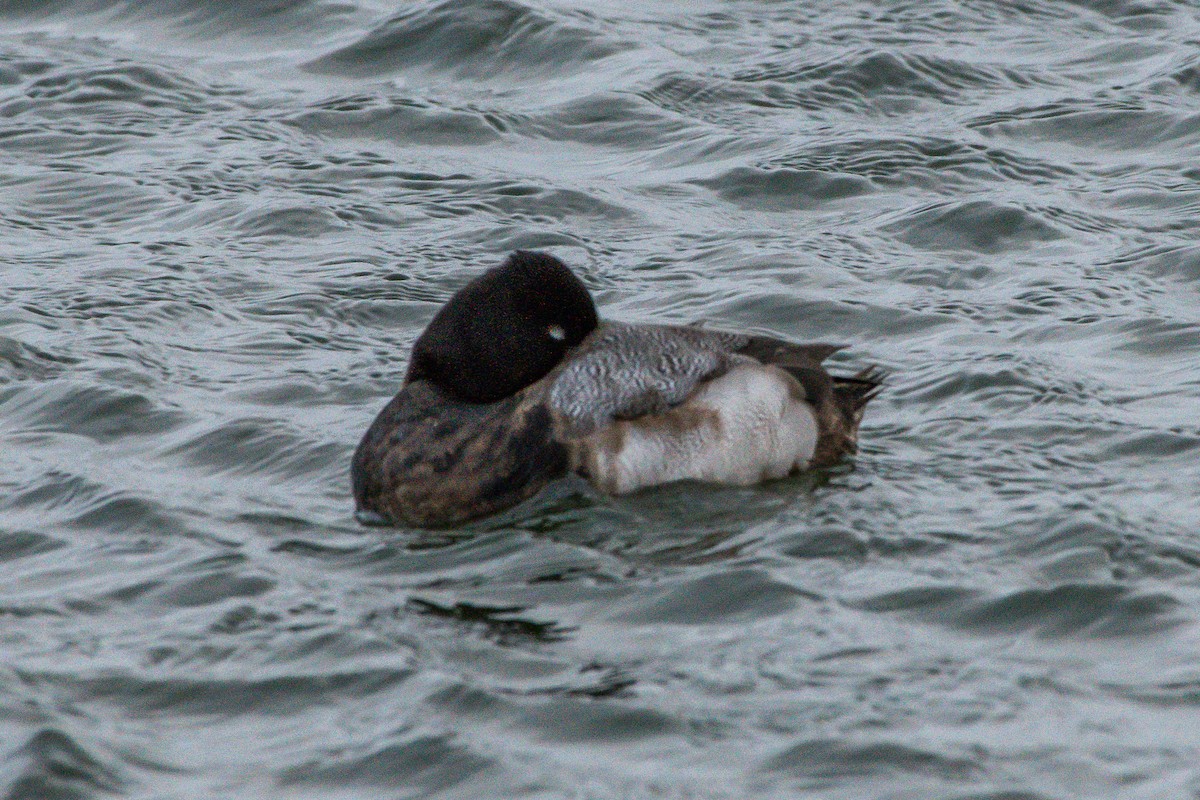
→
(547, 324, 567, 342)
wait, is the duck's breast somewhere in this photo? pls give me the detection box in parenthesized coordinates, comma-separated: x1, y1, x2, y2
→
(577, 362, 818, 495)
(352, 380, 568, 527)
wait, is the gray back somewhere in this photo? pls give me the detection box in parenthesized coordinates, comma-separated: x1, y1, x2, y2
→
(548, 322, 750, 433)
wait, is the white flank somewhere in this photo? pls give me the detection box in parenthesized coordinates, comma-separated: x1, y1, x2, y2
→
(584, 363, 819, 495)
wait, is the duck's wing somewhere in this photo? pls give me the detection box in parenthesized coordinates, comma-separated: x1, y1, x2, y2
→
(548, 323, 844, 434)
(728, 334, 845, 406)
(730, 335, 842, 372)
(547, 323, 731, 434)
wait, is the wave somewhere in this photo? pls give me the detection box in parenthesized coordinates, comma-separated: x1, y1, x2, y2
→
(307, 0, 626, 79)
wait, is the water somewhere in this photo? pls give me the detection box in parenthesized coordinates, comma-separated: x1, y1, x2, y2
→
(2, 0, 1199, 797)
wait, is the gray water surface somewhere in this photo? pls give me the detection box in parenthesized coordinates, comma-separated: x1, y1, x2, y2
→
(2, 1, 1200, 798)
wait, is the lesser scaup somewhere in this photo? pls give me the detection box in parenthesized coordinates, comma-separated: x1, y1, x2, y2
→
(352, 251, 883, 527)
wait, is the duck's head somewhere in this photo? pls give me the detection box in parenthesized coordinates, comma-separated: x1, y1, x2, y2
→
(405, 251, 599, 403)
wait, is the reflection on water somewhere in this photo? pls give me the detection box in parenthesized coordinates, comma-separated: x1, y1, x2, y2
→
(2, 0, 1200, 797)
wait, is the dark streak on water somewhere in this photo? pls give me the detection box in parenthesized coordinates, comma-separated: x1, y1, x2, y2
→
(1, 0, 1200, 797)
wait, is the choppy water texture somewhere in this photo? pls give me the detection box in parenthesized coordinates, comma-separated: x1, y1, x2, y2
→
(2, 0, 1200, 797)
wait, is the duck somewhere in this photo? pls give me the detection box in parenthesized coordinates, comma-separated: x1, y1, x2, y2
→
(351, 251, 883, 527)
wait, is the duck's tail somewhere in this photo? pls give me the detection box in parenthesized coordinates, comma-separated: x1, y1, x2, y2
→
(832, 365, 886, 429)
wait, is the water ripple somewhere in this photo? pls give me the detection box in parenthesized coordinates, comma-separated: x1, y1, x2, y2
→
(308, 0, 627, 79)
(3, 0, 1200, 797)
(162, 418, 347, 482)
(1, 381, 187, 442)
(888, 200, 1064, 253)
(855, 582, 1182, 638)
(280, 734, 494, 794)
(7, 728, 125, 800)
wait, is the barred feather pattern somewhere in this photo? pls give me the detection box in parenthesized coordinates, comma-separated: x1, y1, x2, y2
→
(548, 322, 751, 434)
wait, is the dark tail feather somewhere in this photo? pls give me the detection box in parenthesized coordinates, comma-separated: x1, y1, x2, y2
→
(832, 365, 885, 424)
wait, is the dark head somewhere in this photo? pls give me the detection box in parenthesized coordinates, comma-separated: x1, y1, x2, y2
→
(405, 251, 599, 403)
